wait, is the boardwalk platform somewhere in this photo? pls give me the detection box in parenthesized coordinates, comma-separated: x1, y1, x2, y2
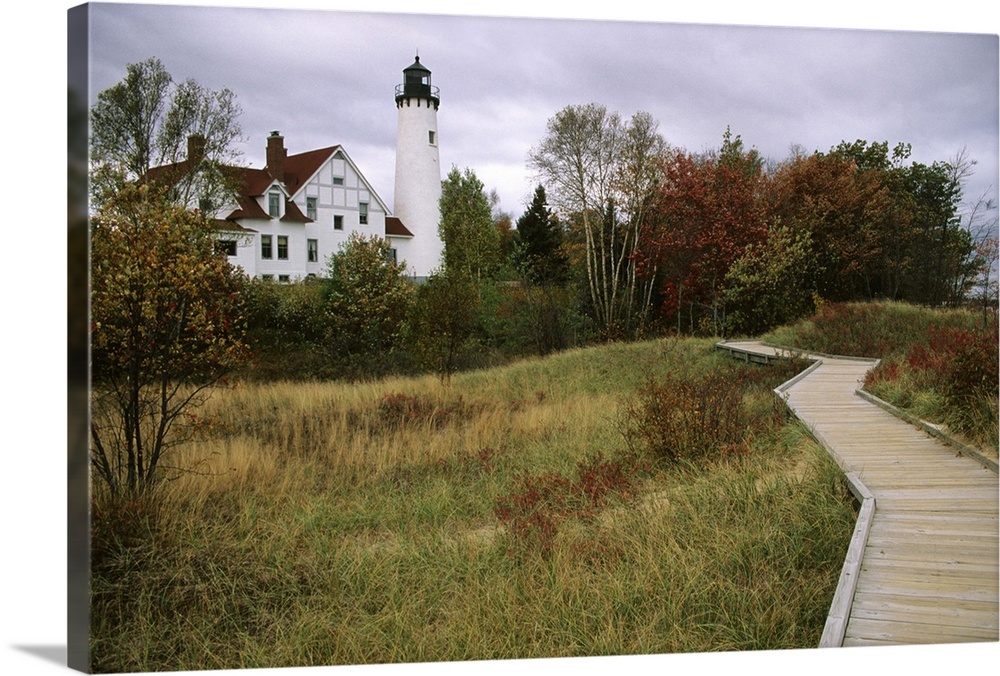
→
(717, 341, 998, 648)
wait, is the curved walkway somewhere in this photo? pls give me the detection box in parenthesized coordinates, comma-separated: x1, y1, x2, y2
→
(718, 341, 998, 647)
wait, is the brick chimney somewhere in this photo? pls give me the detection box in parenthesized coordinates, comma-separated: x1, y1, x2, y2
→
(187, 134, 206, 165)
(266, 131, 286, 182)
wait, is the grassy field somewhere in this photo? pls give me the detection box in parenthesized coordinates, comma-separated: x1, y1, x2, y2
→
(90, 337, 857, 672)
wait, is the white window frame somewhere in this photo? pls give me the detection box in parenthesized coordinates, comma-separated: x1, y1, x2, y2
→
(268, 190, 281, 218)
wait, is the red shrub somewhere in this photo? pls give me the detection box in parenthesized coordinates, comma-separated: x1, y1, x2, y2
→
(622, 370, 752, 462)
(494, 453, 641, 558)
(495, 471, 575, 555)
(942, 324, 999, 404)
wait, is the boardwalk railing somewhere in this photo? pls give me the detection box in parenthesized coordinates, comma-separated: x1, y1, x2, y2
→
(820, 472, 876, 647)
(715, 340, 876, 648)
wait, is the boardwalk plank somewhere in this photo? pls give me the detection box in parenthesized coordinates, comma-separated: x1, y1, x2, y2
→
(844, 617, 998, 643)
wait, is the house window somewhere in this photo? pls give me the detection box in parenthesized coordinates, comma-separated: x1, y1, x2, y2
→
(268, 190, 281, 218)
(261, 234, 273, 259)
(277, 235, 289, 260)
(334, 215, 344, 231)
(306, 197, 317, 220)
(428, 130, 436, 145)
(216, 240, 237, 257)
(387, 247, 398, 264)
(307, 239, 318, 263)
(359, 202, 369, 225)
(333, 176, 344, 186)
(261, 274, 274, 281)
(278, 275, 290, 283)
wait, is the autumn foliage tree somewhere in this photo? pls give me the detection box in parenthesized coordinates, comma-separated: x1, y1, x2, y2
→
(90, 183, 250, 497)
(641, 128, 770, 335)
(768, 141, 972, 307)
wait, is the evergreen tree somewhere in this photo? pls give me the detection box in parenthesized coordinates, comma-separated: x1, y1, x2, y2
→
(513, 185, 568, 285)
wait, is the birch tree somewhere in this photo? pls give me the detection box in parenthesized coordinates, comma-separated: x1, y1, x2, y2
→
(90, 56, 246, 210)
(527, 104, 665, 336)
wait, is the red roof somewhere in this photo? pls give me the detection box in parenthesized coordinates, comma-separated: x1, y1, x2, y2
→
(227, 194, 270, 220)
(142, 138, 392, 227)
(278, 146, 340, 196)
(385, 217, 414, 238)
(280, 198, 311, 223)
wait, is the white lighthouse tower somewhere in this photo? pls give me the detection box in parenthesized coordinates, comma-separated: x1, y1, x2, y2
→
(393, 55, 444, 280)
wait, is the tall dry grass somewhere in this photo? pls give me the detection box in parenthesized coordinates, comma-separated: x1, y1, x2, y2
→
(90, 337, 855, 672)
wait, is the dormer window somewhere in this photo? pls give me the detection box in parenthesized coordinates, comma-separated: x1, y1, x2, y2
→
(268, 190, 281, 218)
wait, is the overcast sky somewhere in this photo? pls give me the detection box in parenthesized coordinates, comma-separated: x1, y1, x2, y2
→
(77, 1, 999, 221)
(0, 5, 997, 676)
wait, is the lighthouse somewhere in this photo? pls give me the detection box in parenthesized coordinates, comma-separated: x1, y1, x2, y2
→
(393, 55, 444, 280)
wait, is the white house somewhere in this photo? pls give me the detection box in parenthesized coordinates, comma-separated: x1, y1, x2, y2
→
(211, 131, 411, 281)
(146, 56, 444, 282)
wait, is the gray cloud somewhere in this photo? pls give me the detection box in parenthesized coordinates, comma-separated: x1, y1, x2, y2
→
(85, 3, 998, 220)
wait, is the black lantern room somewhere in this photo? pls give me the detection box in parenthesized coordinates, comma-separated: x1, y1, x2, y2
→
(395, 55, 440, 108)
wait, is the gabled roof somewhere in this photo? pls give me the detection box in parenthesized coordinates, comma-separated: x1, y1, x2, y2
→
(227, 194, 270, 220)
(281, 198, 311, 223)
(238, 167, 282, 198)
(225, 144, 391, 217)
(278, 145, 341, 197)
(142, 157, 247, 191)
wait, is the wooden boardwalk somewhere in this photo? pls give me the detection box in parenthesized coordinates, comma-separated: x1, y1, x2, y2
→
(718, 341, 998, 648)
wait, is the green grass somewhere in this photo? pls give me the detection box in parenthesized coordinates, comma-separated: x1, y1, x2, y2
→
(90, 337, 856, 672)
